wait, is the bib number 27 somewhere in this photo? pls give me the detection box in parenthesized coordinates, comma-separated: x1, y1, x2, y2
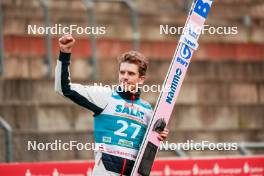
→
(114, 120, 141, 139)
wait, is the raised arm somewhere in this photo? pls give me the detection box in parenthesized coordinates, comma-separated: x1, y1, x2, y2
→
(55, 35, 111, 115)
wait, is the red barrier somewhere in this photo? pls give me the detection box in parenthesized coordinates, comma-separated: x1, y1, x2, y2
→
(0, 156, 263, 176)
(152, 156, 264, 176)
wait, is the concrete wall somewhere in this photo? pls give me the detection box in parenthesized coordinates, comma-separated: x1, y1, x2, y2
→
(2, 0, 264, 42)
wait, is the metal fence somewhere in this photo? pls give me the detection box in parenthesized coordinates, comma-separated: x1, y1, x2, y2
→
(0, 117, 12, 162)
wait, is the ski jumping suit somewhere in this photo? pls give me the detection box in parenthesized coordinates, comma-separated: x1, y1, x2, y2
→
(55, 52, 153, 175)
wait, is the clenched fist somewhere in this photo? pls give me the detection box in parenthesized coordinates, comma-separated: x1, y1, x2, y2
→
(59, 34, 75, 53)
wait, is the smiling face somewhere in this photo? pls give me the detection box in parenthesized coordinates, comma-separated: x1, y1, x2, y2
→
(117, 51, 148, 92)
(118, 62, 145, 92)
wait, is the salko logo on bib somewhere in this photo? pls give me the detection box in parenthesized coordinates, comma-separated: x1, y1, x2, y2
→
(115, 104, 145, 119)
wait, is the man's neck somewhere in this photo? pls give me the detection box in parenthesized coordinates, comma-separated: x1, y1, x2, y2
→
(116, 86, 140, 100)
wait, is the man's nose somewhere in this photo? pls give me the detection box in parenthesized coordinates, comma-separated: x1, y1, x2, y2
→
(122, 72, 129, 79)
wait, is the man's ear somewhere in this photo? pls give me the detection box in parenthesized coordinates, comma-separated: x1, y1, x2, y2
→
(139, 76, 145, 84)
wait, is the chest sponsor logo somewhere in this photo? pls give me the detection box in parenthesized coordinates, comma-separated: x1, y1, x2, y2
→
(115, 103, 145, 119)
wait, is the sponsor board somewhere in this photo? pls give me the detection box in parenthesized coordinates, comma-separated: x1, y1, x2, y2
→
(0, 156, 263, 176)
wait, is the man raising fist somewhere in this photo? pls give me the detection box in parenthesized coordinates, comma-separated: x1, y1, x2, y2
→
(55, 34, 169, 176)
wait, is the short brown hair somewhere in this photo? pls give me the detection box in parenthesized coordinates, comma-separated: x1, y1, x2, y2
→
(118, 51, 148, 76)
